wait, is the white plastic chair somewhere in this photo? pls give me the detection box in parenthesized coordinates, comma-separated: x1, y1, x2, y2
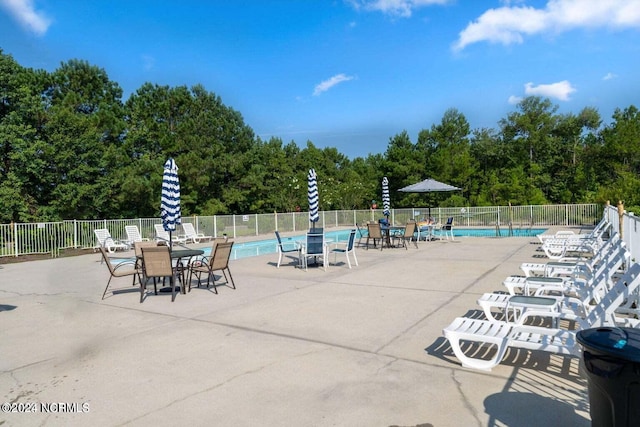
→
(181, 222, 212, 243)
(94, 228, 129, 253)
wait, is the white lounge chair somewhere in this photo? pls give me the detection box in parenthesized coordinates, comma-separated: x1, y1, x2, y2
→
(180, 222, 212, 244)
(520, 232, 620, 277)
(478, 242, 629, 323)
(125, 225, 150, 246)
(502, 239, 628, 296)
(537, 222, 610, 260)
(442, 263, 640, 371)
(540, 236, 602, 260)
(536, 218, 611, 244)
(154, 224, 187, 246)
(94, 228, 129, 253)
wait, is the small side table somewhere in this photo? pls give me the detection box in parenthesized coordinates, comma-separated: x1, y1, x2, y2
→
(506, 295, 559, 326)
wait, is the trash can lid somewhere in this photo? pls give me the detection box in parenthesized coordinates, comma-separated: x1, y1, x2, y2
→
(577, 327, 640, 362)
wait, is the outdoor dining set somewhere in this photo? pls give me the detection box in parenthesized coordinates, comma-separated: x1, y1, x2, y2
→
(273, 215, 456, 273)
(275, 228, 359, 271)
(97, 164, 461, 297)
(360, 217, 455, 249)
(97, 225, 235, 303)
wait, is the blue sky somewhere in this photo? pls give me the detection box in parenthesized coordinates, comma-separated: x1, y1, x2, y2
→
(1, 0, 639, 159)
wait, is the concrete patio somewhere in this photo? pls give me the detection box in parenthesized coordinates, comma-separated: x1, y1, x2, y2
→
(0, 230, 591, 426)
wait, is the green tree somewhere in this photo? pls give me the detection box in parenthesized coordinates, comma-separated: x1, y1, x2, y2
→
(418, 108, 477, 201)
(40, 59, 126, 219)
(499, 97, 560, 203)
(0, 50, 49, 221)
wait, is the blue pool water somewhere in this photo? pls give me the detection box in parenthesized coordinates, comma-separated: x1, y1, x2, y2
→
(452, 228, 547, 238)
(215, 227, 548, 260)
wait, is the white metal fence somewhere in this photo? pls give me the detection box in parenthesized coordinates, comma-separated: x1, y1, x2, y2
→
(0, 203, 602, 258)
(605, 204, 640, 263)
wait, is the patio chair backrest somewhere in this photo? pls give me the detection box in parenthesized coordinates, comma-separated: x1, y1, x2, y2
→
(99, 246, 118, 275)
(134, 241, 158, 257)
(141, 246, 173, 278)
(209, 237, 228, 256)
(442, 217, 454, 230)
(306, 232, 324, 256)
(403, 222, 416, 238)
(367, 223, 383, 239)
(346, 229, 357, 250)
(208, 241, 234, 270)
(275, 230, 285, 247)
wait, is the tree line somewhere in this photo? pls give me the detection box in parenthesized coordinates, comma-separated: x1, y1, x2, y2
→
(1, 49, 639, 223)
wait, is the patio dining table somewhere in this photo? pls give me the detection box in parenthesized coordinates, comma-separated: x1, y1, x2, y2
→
(417, 223, 438, 241)
(380, 225, 405, 248)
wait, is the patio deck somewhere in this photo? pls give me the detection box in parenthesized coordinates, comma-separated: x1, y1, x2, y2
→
(0, 229, 591, 426)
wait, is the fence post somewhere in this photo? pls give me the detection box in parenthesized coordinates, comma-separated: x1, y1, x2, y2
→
(231, 214, 236, 239)
(12, 221, 17, 257)
(618, 200, 625, 239)
(255, 213, 259, 236)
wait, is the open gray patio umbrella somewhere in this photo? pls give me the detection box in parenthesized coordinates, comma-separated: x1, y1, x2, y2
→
(160, 157, 181, 250)
(382, 176, 391, 220)
(308, 168, 319, 230)
(398, 178, 460, 219)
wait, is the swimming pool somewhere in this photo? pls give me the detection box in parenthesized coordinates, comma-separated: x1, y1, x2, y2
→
(215, 227, 548, 260)
(222, 230, 350, 260)
(113, 227, 547, 264)
(452, 228, 547, 237)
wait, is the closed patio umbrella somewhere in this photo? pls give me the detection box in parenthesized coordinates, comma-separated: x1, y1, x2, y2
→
(308, 168, 319, 230)
(382, 176, 391, 220)
(160, 157, 181, 250)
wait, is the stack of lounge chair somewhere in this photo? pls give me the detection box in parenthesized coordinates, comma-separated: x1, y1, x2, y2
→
(441, 219, 640, 371)
(536, 218, 612, 260)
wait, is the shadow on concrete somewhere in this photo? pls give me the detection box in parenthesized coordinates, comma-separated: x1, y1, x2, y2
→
(484, 392, 589, 426)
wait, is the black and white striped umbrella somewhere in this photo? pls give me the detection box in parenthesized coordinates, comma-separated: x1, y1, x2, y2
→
(308, 168, 319, 228)
(382, 176, 390, 218)
(160, 158, 181, 247)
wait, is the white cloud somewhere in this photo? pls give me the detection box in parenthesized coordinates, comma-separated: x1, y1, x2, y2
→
(603, 72, 618, 80)
(313, 74, 354, 96)
(454, 0, 640, 51)
(508, 95, 523, 105)
(524, 80, 576, 101)
(0, 0, 51, 35)
(347, 0, 451, 18)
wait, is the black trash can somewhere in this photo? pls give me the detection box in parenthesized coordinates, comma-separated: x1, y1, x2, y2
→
(576, 327, 640, 427)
